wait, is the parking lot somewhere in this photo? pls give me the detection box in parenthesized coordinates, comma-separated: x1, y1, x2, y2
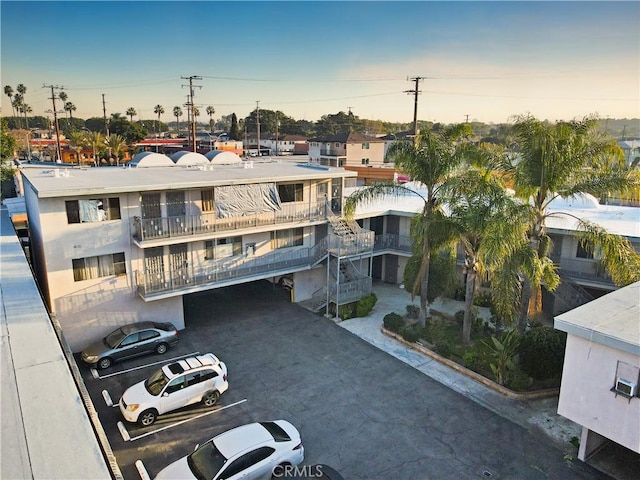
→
(80, 281, 605, 480)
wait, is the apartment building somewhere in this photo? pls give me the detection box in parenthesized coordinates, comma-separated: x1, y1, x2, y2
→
(20, 154, 374, 351)
(308, 132, 386, 167)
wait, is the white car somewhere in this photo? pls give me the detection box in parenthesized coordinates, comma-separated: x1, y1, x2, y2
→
(119, 353, 228, 426)
(154, 420, 304, 480)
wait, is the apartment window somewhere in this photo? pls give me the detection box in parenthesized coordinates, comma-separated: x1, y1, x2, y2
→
(362, 143, 370, 149)
(201, 189, 215, 212)
(72, 252, 126, 281)
(576, 240, 594, 259)
(335, 142, 341, 148)
(205, 237, 242, 260)
(278, 183, 303, 203)
(66, 198, 121, 223)
(272, 228, 303, 249)
(361, 158, 370, 165)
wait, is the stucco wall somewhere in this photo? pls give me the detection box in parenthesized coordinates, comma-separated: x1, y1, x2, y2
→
(557, 334, 640, 453)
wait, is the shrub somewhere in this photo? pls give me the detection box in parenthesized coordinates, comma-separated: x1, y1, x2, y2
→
(454, 310, 465, 325)
(435, 341, 452, 358)
(462, 350, 480, 370)
(473, 292, 492, 308)
(518, 326, 567, 380)
(406, 304, 420, 319)
(428, 318, 447, 345)
(507, 370, 533, 391)
(383, 313, 404, 333)
(483, 330, 520, 385)
(355, 293, 377, 317)
(338, 303, 355, 320)
(401, 325, 420, 343)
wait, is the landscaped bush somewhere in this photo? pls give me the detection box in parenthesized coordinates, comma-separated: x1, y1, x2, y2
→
(473, 292, 492, 308)
(383, 312, 404, 333)
(435, 341, 452, 358)
(338, 303, 355, 320)
(462, 350, 480, 370)
(518, 326, 567, 380)
(401, 325, 420, 343)
(356, 293, 377, 317)
(406, 304, 420, 319)
(454, 310, 465, 325)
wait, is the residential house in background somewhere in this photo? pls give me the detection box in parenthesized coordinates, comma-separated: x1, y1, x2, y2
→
(261, 135, 309, 156)
(308, 132, 386, 168)
(618, 139, 640, 168)
(555, 281, 640, 462)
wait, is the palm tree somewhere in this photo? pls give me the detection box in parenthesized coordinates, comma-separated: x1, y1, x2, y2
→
(21, 104, 32, 129)
(64, 102, 76, 123)
(206, 106, 215, 133)
(12, 94, 23, 129)
(173, 106, 182, 134)
(59, 91, 68, 117)
(153, 104, 164, 137)
(345, 124, 474, 326)
(104, 133, 126, 166)
(126, 107, 137, 123)
(193, 107, 200, 125)
(67, 130, 87, 166)
(499, 114, 640, 332)
(86, 131, 105, 166)
(4, 85, 15, 117)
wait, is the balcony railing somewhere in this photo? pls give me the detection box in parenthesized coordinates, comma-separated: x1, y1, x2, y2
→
(374, 234, 412, 253)
(133, 201, 328, 242)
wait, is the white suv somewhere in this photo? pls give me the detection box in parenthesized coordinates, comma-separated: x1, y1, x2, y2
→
(119, 353, 228, 426)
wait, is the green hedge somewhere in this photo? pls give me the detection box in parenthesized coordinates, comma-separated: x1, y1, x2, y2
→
(518, 326, 567, 380)
(383, 313, 404, 333)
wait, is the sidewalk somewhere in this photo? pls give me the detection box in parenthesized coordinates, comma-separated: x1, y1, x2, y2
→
(338, 282, 581, 451)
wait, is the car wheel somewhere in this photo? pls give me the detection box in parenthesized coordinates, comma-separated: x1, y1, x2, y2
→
(98, 357, 112, 369)
(155, 342, 168, 355)
(138, 409, 157, 427)
(272, 463, 291, 478)
(202, 391, 219, 407)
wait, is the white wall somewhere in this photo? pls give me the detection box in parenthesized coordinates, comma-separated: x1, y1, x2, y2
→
(292, 266, 326, 302)
(558, 334, 640, 453)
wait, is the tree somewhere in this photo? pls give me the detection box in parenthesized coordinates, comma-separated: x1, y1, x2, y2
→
(498, 114, 640, 332)
(229, 113, 240, 140)
(59, 91, 68, 117)
(12, 93, 23, 129)
(64, 102, 77, 122)
(67, 130, 87, 165)
(173, 106, 182, 134)
(193, 107, 200, 124)
(0, 117, 16, 160)
(153, 104, 165, 136)
(206, 106, 215, 133)
(104, 134, 127, 166)
(345, 124, 474, 326)
(85, 131, 105, 166)
(126, 107, 137, 123)
(4, 85, 15, 117)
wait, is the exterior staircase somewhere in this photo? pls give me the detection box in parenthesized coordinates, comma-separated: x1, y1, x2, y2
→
(553, 272, 595, 314)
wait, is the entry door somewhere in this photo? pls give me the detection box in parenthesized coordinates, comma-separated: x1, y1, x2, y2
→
(144, 247, 165, 291)
(141, 193, 161, 218)
(167, 191, 188, 235)
(384, 255, 398, 284)
(169, 244, 189, 287)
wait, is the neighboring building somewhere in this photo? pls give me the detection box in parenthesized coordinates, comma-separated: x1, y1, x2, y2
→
(555, 282, 640, 461)
(262, 135, 309, 155)
(19, 154, 373, 351)
(308, 132, 386, 167)
(618, 139, 640, 168)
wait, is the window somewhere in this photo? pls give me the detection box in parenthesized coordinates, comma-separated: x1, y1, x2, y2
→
(272, 228, 303, 249)
(66, 198, 121, 223)
(361, 158, 370, 165)
(186, 371, 202, 387)
(362, 142, 370, 149)
(205, 237, 242, 260)
(139, 330, 160, 342)
(201, 189, 215, 212)
(576, 240, 594, 259)
(72, 252, 126, 281)
(201, 368, 218, 381)
(278, 183, 303, 203)
(165, 377, 185, 394)
(120, 333, 140, 347)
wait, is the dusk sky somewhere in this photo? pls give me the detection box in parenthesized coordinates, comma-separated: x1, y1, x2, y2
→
(1, 1, 639, 125)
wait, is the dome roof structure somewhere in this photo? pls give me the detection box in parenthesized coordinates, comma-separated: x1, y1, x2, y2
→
(129, 152, 175, 168)
(171, 151, 210, 166)
(205, 150, 242, 164)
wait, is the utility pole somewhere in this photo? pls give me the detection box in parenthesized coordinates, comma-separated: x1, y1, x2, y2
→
(256, 101, 260, 157)
(465, 114, 470, 124)
(181, 75, 202, 152)
(622, 125, 627, 140)
(44, 84, 64, 163)
(275, 112, 279, 156)
(102, 94, 109, 135)
(404, 76, 424, 144)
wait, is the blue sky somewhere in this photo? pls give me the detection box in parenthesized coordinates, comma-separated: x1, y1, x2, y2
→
(1, 1, 639, 124)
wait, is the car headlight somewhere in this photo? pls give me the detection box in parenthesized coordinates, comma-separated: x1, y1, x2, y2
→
(126, 404, 140, 412)
(83, 354, 98, 362)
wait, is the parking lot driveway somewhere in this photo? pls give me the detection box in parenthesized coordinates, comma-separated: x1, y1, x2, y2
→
(80, 281, 605, 479)
(180, 281, 603, 480)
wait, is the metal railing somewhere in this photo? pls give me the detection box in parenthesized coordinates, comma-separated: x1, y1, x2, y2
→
(373, 234, 412, 253)
(133, 201, 327, 242)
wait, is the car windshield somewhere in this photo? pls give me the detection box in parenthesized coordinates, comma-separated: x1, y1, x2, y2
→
(104, 328, 126, 348)
(187, 440, 226, 480)
(144, 368, 169, 396)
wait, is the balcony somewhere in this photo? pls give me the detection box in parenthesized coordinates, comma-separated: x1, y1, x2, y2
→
(132, 201, 328, 243)
(373, 234, 412, 254)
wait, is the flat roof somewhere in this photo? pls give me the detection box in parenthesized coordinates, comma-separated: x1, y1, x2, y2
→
(555, 281, 640, 355)
(20, 160, 357, 198)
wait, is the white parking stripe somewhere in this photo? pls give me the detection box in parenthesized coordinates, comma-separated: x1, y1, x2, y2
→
(135, 460, 151, 480)
(117, 421, 130, 442)
(128, 399, 248, 442)
(102, 389, 113, 407)
(90, 368, 99, 379)
(94, 352, 200, 379)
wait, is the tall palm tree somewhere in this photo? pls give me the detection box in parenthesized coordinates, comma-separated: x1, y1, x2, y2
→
(21, 104, 32, 129)
(206, 106, 215, 133)
(12, 93, 23, 129)
(193, 107, 200, 125)
(126, 107, 137, 123)
(104, 134, 126, 166)
(345, 124, 474, 326)
(86, 131, 105, 166)
(64, 102, 76, 123)
(4, 85, 15, 117)
(499, 114, 640, 332)
(173, 106, 182, 134)
(153, 104, 165, 137)
(67, 130, 87, 165)
(59, 91, 68, 118)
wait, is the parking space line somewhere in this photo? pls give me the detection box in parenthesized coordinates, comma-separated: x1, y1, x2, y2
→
(90, 368, 99, 378)
(94, 352, 200, 379)
(135, 460, 151, 480)
(117, 421, 130, 442)
(128, 398, 248, 442)
(102, 389, 113, 407)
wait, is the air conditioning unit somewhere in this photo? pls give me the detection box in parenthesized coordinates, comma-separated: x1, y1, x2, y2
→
(615, 378, 637, 397)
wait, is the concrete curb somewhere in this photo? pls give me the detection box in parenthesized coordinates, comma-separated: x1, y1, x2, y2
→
(381, 327, 560, 401)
